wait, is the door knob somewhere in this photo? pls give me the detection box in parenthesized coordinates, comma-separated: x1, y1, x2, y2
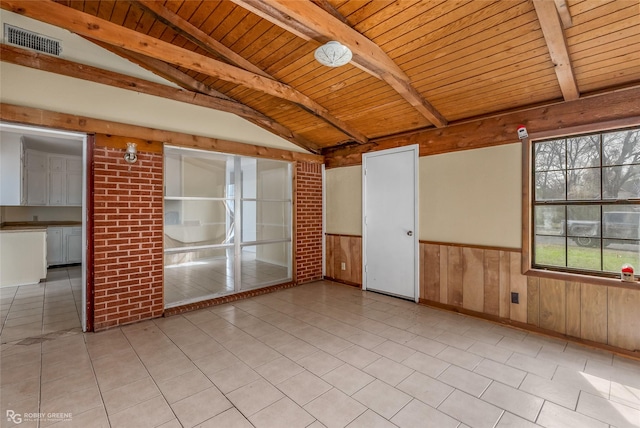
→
(407, 231, 413, 236)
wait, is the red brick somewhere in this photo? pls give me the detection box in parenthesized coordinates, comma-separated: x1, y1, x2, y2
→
(93, 146, 164, 331)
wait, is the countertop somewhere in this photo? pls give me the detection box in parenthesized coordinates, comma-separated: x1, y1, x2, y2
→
(0, 221, 82, 232)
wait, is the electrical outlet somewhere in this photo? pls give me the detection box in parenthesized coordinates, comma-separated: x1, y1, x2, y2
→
(511, 292, 519, 304)
(341, 262, 346, 271)
(33, 215, 38, 221)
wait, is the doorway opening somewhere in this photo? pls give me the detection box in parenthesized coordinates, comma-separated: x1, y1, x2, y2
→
(362, 145, 419, 302)
(0, 122, 89, 343)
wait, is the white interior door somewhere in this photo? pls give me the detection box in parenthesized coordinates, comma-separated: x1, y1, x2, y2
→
(363, 145, 418, 301)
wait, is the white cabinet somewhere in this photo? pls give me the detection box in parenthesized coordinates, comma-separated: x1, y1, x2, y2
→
(1, 230, 47, 287)
(46, 227, 64, 266)
(66, 159, 83, 206)
(47, 226, 82, 266)
(20, 150, 82, 206)
(64, 227, 82, 264)
(25, 150, 48, 205)
(48, 156, 82, 206)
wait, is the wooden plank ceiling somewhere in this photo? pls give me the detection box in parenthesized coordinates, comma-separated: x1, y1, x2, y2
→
(1, 0, 639, 157)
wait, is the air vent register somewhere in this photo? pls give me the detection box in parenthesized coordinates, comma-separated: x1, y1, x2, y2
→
(4, 24, 62, 56)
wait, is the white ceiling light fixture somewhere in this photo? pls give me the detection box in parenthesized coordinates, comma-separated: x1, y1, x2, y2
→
(314, 41, 352, 67)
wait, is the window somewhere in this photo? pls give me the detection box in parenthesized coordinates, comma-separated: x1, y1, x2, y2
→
(163, 146, 292, 307)
(532, 127, 640, 276)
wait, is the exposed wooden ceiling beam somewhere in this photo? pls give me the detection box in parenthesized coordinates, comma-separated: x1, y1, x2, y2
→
(231, 0, 448, 128)
(324, 85, 640, 168)
(133, 0, 272, 79)
(553, 0, 573, 29)
(0, 43, 320, 153)
(98, 45, 234, 100)
(89, 42, 321, 154)
(231, 0, 314, 41)
(533, 0, 579, 101)
(310, 0, 349, 25)
(0, 0, 368, 145)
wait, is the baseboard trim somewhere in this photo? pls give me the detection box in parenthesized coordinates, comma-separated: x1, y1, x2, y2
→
(323, 276, 362, 288)
(164, 281, 299, 317)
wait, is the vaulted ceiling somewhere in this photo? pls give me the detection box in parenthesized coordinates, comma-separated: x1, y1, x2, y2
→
(2, 0, 639, 158)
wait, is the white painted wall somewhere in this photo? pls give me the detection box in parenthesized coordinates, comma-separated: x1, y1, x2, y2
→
(325, 144, 522, 248)
(0, 11, 306, 153)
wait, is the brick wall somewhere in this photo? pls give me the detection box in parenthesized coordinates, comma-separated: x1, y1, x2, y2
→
(295, 162, 323, 284)
(92, 136, 164, 330)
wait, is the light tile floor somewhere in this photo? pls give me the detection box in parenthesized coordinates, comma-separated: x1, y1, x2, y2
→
(0, 266, 83, 344)
(2, 280, 640, 428)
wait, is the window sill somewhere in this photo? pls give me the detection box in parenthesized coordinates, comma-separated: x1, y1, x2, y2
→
(524, 267, 640, 290)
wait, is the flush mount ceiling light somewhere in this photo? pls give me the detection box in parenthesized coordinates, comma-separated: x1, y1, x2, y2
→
(314, 41, 352, 67)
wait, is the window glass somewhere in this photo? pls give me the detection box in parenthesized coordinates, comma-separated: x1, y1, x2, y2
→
(164, 146, 292, 307)
(567, 168, 600, 200)
(240, 243, 291, 291)
(603, 129, 640, 166)
(532, 126, 640, 276)
(535, 140, 565, 171)
(535, 171, 566, 201)
(603, 164, 640, 199)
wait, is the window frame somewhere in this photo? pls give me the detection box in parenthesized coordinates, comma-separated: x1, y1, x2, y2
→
(163, 145, 294, 308)
(521, 118, 640, 286)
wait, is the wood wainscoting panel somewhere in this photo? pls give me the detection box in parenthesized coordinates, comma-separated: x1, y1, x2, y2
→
(325, 234, 337, 279)
(499, 251, 511, 319)
(565, 282, 581, 338)
(581, 282, 607, 344)
(527, 277, 540, 326)
(349, 238, 362, 285)
(325, 234, 362, 286)
(423, 244, 440, 302)
(462, 247, 485, 312)
(509, 252, 528, 323)
(420, 244, 426, 299)
(539, 278, 567, 334)
(483, 250, 501, 316)
(439, 245, 449, 304)
(607, 287, 640, 351)
(420, 243, 524, 322)
(447, 247, 464, 307)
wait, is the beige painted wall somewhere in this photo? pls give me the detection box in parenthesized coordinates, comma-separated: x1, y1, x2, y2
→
(0, 12, 305, 153)
(420, 143, 521, 248)
(326, 165, 362, 235)
(326, 143, 522, 248)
